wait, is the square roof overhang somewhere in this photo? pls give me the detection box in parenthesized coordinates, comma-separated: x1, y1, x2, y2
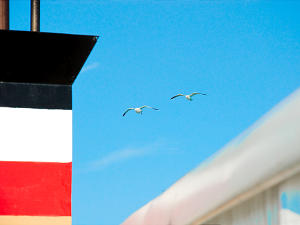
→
(0, 30, 98, 85)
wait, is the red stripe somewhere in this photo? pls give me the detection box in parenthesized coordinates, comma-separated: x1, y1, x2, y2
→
(0, 161, 71, 216)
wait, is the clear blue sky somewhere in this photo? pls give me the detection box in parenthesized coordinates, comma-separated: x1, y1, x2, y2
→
(11, 1, 300, 225)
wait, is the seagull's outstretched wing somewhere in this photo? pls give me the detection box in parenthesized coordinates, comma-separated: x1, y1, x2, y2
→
(123, 108, 134, 116)
(190, 92, 207, 97)
(140, 106, 159, 110)
(170, 94, 184, 99)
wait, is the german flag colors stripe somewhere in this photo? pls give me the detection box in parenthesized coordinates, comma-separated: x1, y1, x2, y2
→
(0, 216, 71, 225)
(0, 161, 72, 216)
(0, 107, 72, 222)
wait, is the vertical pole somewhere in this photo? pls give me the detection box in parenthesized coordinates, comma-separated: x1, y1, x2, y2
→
(0, 0, 9, 30)
(31, 0, 39, 32)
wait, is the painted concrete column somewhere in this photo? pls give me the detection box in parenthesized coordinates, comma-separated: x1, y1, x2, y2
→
(0, 30, 97, 225)
(0, 84, 72, 224)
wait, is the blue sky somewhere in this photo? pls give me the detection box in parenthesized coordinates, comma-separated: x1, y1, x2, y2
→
(10, 1, 300, 225)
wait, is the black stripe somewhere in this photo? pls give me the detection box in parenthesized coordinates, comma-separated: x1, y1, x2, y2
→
(0, 82, 72, 110)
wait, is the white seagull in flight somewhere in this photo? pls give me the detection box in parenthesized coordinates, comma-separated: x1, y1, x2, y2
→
(123, 106, 159, 116)
(171, 92, 207, 101)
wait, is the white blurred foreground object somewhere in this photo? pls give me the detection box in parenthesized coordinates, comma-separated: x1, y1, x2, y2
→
(121, 88, 300, 225)
(122, 106, 159, 116)
(170, 92, 207, 101)
(281, 209, 300, 225)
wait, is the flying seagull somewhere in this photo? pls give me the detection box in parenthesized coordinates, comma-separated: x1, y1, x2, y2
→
(123, 106, 159, 116)
(171, 92, 207, 101)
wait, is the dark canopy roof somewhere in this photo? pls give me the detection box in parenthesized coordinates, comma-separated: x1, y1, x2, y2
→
(0, 30, 98, 85)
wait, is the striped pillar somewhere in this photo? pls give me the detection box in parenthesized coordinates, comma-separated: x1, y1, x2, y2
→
(0, 84, 72, 225)
(0, 30, 97, 225)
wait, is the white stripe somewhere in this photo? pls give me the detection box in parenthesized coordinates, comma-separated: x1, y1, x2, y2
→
(0, 107, 72, 162)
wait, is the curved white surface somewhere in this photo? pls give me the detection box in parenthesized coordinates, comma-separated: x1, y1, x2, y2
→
(281, 209, 300, 225)
(121, 88, 300, 225)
